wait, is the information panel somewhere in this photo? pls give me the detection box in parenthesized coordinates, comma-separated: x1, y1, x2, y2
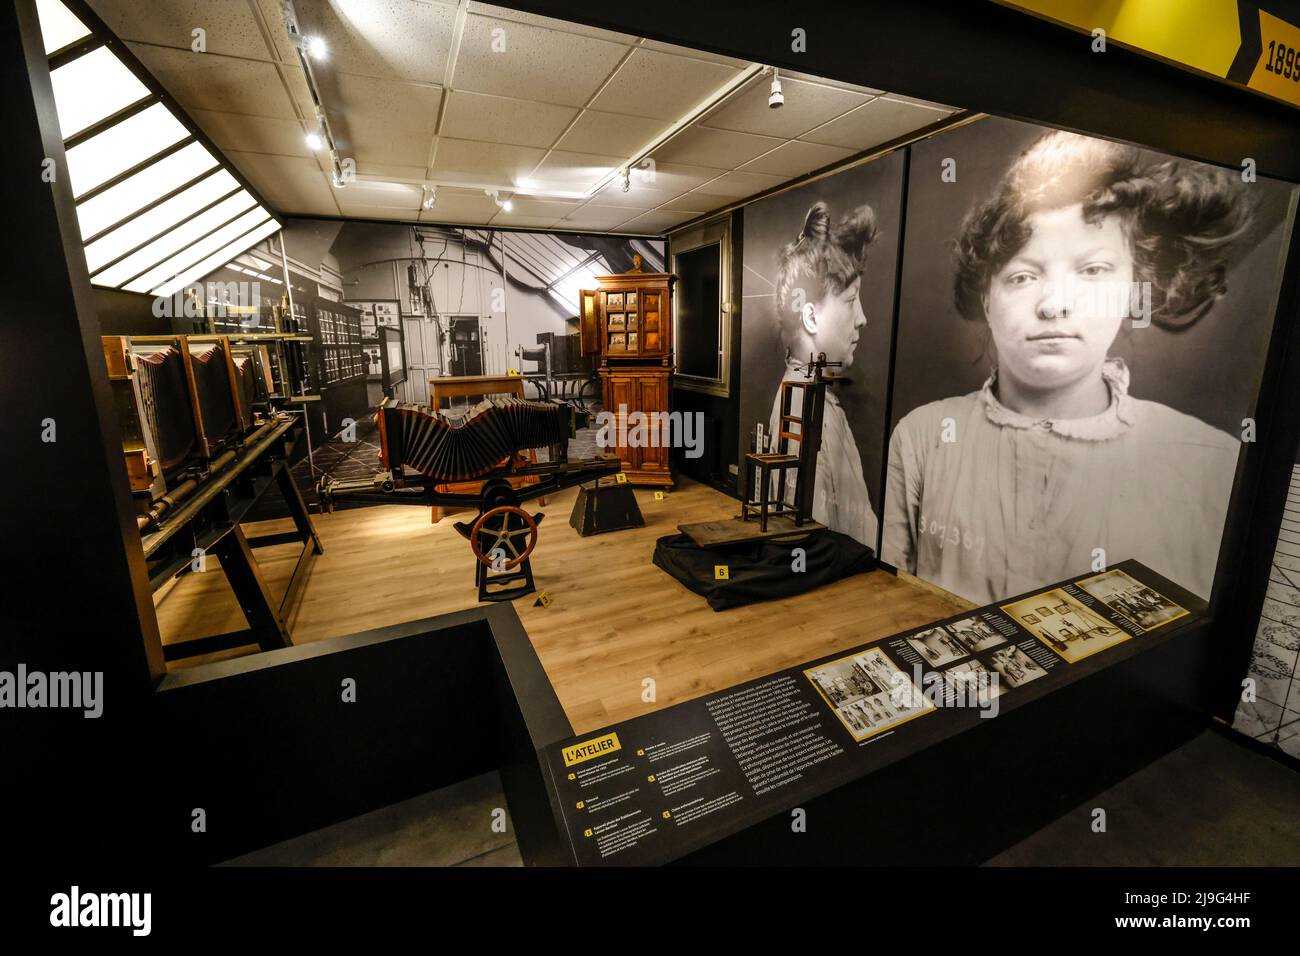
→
(542, 561, 1199, 866)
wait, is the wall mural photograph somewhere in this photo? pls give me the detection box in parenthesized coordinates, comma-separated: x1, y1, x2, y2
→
(883, 116, 1297, 604)
(739, 150, 906, 554)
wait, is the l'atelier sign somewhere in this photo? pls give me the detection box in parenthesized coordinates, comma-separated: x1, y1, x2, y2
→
(542, 560, 1202, 866)
(998, 0, 1300, 110)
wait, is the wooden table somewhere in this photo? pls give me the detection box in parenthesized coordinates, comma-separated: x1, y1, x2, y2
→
(429, 373, 524, 408)
(426, 374, 541, 522)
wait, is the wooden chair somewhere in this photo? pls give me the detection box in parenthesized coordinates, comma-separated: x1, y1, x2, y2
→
(741, 380, 823, 532)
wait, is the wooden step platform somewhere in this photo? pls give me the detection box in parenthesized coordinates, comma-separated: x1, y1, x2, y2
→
(678, 514, 826, 548)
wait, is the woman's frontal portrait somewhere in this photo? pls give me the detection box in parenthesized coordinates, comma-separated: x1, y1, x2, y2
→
(883, 116, 1294, 605)
(985, 204, 1132, 399)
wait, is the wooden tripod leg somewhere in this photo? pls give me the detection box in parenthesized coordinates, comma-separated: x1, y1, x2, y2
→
(213, 524, 292, 651)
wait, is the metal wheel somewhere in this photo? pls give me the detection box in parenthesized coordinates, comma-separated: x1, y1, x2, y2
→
(469, 505, 538, 570)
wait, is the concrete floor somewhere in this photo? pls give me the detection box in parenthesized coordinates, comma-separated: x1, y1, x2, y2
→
(987, 729, 1300, 866)
(227, 729, 1299, 866)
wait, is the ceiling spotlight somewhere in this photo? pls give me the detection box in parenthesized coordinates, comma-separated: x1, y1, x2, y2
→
(486, 189, 513, 212)
(768, 68, 784, 109)
(501, 199, 513, 212)
(305, 35, 327, 59)
(331, 167, 347, 188)
(621, 167, 631, 193)
(422, 185, 437, 210)
(304, 130, 323, 151)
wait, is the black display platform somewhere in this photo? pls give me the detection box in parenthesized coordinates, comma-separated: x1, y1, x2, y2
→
(653, 528, 875, 611)
(534, 560, 1207, 866)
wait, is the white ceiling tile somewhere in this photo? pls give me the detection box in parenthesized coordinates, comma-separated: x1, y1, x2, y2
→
(330, 74, 440, 166)
(487, 212, 564, 229)
(497, 198, 585, 218)
(785, 70, 884, 96)
(337, 179, 424, 209)
(639, 162, 728, 194)
(801, 96, 952, 149)
(695, 170, 787, 198)
(89, 0, 277, 60)
(466, 3, 637, 44)
(340, 122, 432, 166)
(738, 140, 857, 177)
(590, 48, 739, 120)
(187, 108, 313, 158)
(454, 13, 630, 107)
(430, 137, 547, 187)
(225, 150, 339, 214)
(355, 161, 428, 181)
(129, 44, 300, 118)
(651, 125, 784, 168)
(616, 209, 693, 233)
(250, 0, 299, 62)
(332, 73, 442, 131)
(441, 91, 578, 148)
(555, 204, 638, 230)
(588, 180, 681, 208)
(701, 78, 870, 139)
(658, 192, 732, 213)
(335, 204, 419, 221)
(883, 91, 959, 111)
(556, 110, 669, 156)
(296, 0, 458, 84)
(418, 187, 500, 224)
(637, 38, 751, 69)
(527, 150, 625, 191)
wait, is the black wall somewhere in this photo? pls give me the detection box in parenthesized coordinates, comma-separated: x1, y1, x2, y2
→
(672, 210, 744, 492)
(93, 287, 171, 336)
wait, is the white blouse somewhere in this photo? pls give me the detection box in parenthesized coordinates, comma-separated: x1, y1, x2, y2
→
(766, 370, 880, 549)
(881, 359, 1239, 603)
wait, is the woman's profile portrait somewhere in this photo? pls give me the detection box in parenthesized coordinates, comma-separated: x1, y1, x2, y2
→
(739, 151, 906, 554)
(766, 200, 880, 545)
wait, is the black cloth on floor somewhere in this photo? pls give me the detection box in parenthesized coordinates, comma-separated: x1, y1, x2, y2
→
(652, 529, 875, 611)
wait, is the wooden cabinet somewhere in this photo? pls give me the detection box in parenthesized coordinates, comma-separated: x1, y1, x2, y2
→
(581, 256, 676, 487)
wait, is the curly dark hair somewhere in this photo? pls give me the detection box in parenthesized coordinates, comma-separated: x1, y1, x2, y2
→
(953, 130, 1254, 331)
(776, 200, 876, 321)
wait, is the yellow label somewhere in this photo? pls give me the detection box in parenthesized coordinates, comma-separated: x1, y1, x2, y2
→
(562, 731, 621, 767)
(662, 810, 671, 819)
(654, 491, 666, 500)
(537, 591, 552, 608)
(999, 1, 1242, 77)
(616, 472, 628, 484)
(1248, 11, 1300, 107)
(714, 565, 729, 580)
(507, 367, 519, 376)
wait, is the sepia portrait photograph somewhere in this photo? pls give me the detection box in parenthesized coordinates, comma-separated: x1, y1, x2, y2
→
(882, 116, 1297, 605)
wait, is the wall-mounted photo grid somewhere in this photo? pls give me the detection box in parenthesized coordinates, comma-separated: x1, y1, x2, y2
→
(739, 150, 906, 556)
(880, 116, 1297, 605)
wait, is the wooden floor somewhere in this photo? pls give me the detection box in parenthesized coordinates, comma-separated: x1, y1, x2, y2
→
(155, 478, 972, 735)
